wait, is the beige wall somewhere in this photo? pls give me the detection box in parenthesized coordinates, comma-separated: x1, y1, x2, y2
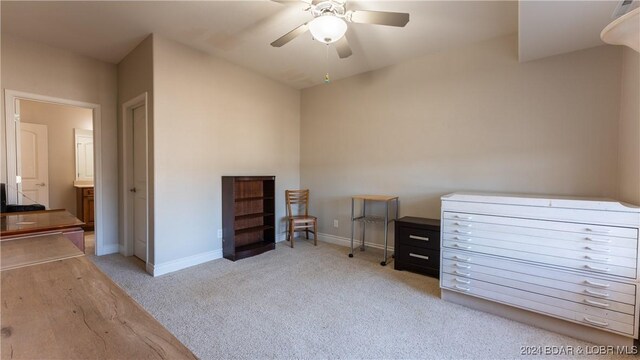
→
(300, 35, 623, 246)
(618, 47, 640, 205)
(117, 35, 155, 262)
(1, 33, 119, 253)
(152, 36, 301, 265)
(20, 100, 93, 215)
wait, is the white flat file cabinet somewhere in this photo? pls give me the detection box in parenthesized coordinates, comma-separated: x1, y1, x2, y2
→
(349, 195, 399, 266)
(440, 192, 640, 346)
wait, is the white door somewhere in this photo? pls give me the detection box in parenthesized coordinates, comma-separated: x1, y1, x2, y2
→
(132, 105, 148, 262)
(19, 122, 49, 207)
(75, 129, 94, 181)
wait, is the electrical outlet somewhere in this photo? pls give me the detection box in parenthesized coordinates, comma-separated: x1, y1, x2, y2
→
(333, 219, 339, 228)
(217, 229, 223, 239)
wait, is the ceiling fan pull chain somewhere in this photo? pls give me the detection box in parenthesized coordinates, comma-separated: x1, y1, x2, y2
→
(324, 43, 331, 84)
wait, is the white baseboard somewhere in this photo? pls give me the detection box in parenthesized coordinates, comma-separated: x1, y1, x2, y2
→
(99, 243, 120, 255)
(318, 232, 394, 252)
(149, 249, 223, 277)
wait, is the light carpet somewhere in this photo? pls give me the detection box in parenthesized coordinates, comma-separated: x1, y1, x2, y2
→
(91, 241, 629, 359)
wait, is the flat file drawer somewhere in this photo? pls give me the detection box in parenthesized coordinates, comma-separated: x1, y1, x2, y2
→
(443, 219, 638, 250)
(442, 250, 637, 295)
(442, 240, 637, 279)
(441, 273, 636, 336)
(443, 212, 638, 239)
(441, 234, 637, 268)
(398, 226, 439, 250)
(442, 260, 635, 313)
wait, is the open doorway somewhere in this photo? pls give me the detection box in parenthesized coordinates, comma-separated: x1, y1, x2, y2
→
(4, 90, 103, 255)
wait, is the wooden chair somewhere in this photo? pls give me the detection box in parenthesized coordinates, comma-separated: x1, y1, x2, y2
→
(285, 189, 317, 248)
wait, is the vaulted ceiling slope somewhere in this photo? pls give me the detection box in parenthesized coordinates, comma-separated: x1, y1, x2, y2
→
(2, 1, 628, 89)
(1, 1, 517, 89)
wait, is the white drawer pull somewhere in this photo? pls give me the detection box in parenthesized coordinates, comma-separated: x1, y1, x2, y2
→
(454, 277, 470, 284)
(409, 253, 429, 260)
(584, 246, 611, 253)
(454, 230, 472, 235)
(453, 270, 470, 277)
(584, 288, 610, 298)
(584, 255, 610, 262)
(453, 236, 471, 242)
(409, 235, 429, 242)
(453, 215, 473, 220)
(584, 279, 610, 288)
(452, 255, 470, 262)
(583, 317, 609, 327)
(584, 299, 610, 308)
(585, 264, 610, 272)
(453, 243, 471, 250)
(454, 263, 470, 269)
(454, 222, 472, 227)
(585, 237, 611, 244)
(453, 284, 470, 292)
(586, 227, 611, 234)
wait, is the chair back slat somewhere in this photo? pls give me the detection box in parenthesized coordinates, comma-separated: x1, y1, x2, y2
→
(286, 189, 310, 217)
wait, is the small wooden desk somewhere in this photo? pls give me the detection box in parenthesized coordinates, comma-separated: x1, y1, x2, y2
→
(1, 209, 85, 251)
(349, 195, 399, 266)
(0, 237, 196, 359)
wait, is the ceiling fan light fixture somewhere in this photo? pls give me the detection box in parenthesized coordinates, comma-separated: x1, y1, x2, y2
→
(309, 14, 347, 44)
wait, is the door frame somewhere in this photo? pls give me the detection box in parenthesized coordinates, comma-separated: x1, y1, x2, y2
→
(121, 93, 149, 264)
(4, 89, 104, 254)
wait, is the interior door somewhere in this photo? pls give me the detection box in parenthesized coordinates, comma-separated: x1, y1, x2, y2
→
(132, 105, 148, 262)
(19, 122, 49, 207)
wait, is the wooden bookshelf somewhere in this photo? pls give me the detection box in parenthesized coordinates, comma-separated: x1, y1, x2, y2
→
(222, 176, 276, 261)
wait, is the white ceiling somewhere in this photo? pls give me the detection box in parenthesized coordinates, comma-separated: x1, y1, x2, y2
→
(519, 0, 631, 62)
(1, 1, 518, 89)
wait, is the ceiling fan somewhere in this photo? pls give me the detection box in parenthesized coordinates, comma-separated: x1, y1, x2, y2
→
(270, 0, 410, 59)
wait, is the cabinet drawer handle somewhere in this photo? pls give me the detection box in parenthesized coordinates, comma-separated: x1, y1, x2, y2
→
(583, 317, 609, 327)
(453, 243, 471, 250)
(453, 270, 470, 277)
(453, 284, 470, 292)
(584, 279, 610, 288)
(452, 255, 471, 262)
(584, 264, 610, 272)
(585, 237, 611, 244)
(454, 263, 470, 269)
(586, 228, 611, 234)
(453, 236, 471, 242)
(584, 299, 610, 308)
(453, 215, 473, 220)
(409, 235, 429, 242)
(584, 246, 611, 253)
(454, 222, 472, 227)
(454, 230, 472, 235)
(584, 255, 610, 262)
(454, 277, 470, 284)
(409, 253, 429, 260)
(584, 288, 610, 298)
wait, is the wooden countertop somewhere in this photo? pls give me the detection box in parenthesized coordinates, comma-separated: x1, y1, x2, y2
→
(0, 209, 85, 237)
(1, 254, 196, 359)
(1, 233, 83, 271)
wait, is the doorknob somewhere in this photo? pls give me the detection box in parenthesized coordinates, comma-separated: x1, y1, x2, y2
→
(129, 188, 137, 193)
(36, 183, 45, 186)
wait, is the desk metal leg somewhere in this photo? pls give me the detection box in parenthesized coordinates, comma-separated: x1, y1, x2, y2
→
(361, 200, 366, 251)
(349, 198, 355, 258)
(381, 201, 389, 266)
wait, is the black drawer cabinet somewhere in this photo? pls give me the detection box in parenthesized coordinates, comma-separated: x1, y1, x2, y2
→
(395, 217, 441, 278)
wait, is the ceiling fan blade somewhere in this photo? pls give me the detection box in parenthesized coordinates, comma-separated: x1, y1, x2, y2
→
(270, 23, 309, 47)
(271, 0, 312, 5)
(335, 36, 353, 59)
(349, 10, 410, 27)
